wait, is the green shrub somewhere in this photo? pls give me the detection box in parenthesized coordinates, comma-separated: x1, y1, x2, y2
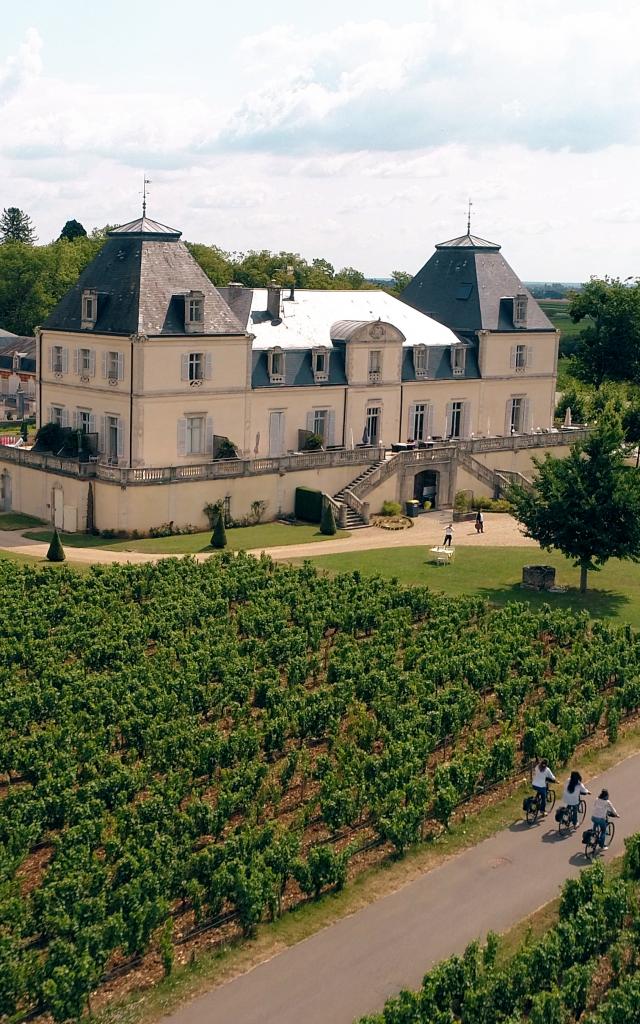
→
(302, 433, 323, 451)
(295, 486, 323, 523)
(320, 503, 337, 536)
(211, 513, 227, 549)
(46, 528, 65, 563)
(380, 500, 402, 517)
(623, 833, 640, 880)
(454, 490, 472, 512)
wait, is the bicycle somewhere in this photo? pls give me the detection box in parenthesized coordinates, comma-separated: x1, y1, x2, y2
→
(523, 783, 556, 825)
(556, 799, 587, 836)
(583, 814, 618, 858)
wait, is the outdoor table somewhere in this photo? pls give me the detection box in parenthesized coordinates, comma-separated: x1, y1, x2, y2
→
(430, 546, 455, 565)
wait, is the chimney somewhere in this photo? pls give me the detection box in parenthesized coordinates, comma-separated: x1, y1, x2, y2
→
(267, 283, 281, 321)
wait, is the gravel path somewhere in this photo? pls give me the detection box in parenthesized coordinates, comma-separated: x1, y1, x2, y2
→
(0, 513, 537, 566)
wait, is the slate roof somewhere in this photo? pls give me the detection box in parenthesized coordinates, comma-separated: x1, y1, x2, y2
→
(43, 220, 244, 337)
(401, 342, 480, 382)
(0, 330, 36, 372)
(251, 346, 348, 389)
(401, 232, 553, 335)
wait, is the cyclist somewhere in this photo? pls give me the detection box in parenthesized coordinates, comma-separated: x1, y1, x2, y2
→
(591, 789, 619, 849)
(562, 770, 590, 827)
(532, 758, 556, 816)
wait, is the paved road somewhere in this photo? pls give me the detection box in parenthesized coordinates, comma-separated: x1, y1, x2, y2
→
(163, 752, 640, 1024)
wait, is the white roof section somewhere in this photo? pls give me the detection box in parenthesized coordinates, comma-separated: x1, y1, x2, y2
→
(248, 289, 460, 350)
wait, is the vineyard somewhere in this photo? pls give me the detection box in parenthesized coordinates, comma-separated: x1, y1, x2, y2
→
(2, 554, 640, 1021)
(359, 835, 640, 1024)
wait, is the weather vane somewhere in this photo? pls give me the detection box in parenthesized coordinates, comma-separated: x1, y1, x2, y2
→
(142, 175, 151, 217)
(467, 198, 473, 235)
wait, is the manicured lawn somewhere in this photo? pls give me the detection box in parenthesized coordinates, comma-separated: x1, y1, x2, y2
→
(0, 512, 45, 531)
(23, 522, 350, 554)
(303, 545, 640, 628)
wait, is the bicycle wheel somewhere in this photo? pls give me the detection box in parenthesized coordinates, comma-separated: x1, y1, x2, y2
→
(577, 799, 587, 826)
(584, 833, 597, 859)
(606, 820, 615, 845)
(546, 788, 556, 812)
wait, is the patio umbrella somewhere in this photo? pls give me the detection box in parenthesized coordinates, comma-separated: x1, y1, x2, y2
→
(564, 407, 572, 427)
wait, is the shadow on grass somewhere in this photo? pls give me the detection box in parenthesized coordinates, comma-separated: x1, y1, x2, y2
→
(476, 582, 630, 622)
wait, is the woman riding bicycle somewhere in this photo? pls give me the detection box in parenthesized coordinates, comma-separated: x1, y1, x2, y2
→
(532, 758, 556, 816)
(562, 770, 590, 827)
(591, 789, 619, 849)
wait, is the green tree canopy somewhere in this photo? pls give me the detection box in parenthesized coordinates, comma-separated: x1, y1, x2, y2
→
(509, 408, 640, 592)
(570, 277, 640, 385)
(59, 219, 87, 241)
(0, 207, 37, 244)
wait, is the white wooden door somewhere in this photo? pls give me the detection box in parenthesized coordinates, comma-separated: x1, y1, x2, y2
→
(52, 488, 64, 529)
(268, 412, 285, 457)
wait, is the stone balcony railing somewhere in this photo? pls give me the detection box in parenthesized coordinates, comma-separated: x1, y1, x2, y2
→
(0, 428, 590, 487)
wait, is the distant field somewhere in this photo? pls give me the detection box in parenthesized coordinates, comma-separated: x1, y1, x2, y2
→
(538, 299, 585, 339)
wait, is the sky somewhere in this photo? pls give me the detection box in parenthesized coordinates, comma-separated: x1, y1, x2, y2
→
(2, 0, 639, 281)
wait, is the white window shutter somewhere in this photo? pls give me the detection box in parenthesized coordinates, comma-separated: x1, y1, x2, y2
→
(427, 404, 434, 438)
(117, 420, 125, 458)
(102, 351, 108, 379)
(461, 402, 470, 439)
(177, 418, 187, 456)
(327, 409, 336, 446)
(204, 353, 213, 380)
(306, 411, 314, 433)
(206, 416, 214, 454)
(73, 411, 79, 429)
(61, 348, 68, 374)
(89, 414, 96, 434)
(89, 350, 96, 377)
(527, 345, 534, 370)
(408, 403, 417, 438)
(74, 349, 80, 374)
(522, 398, 531, 433)
(99, 416, 106, 453)
(61, 408, 69, 428)
(48, 348, 54, 372)
(449, 347, 455, 371)
(117, 352, 124, 381)
(510, 346, 516, 369)
(445, 402, 453, 437)
(504, 399, 513, 436)
(181, 354, 189, 381)
(47, 405, 53, 423)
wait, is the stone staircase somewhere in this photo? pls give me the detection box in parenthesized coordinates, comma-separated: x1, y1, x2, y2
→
(332, 458, 387, 528)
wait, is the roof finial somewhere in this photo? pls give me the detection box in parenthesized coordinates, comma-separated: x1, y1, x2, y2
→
(142, 175, 151, 218)
(467, 198, 472, 236)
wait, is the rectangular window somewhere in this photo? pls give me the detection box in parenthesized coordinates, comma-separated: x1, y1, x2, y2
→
(77, 409, 92, 433)
(510, 397, 523, 433)
(186, 415, 205, 455)
(51, 405, 64, 426)
(84, 296, 94, 320)
(514, 294, 528, 326)
(188, 297, 203, 323)
(52, 346, 64, 373)
(313, 409, 327, 439)
(106, 415, 120, 460)
(368, 350, 381, 377)
(189, 352, 203, 381)
(515, 344, 527, 370)
(314, 351, 327, 375)
(411, 403, 427, 441)
(413, 346, 428, 377)
(107, 351, 120, 380)
(449, 400, 463, 439)
(451, 347, 466, 375)
(365, 406, 381, 445)
(80, 348, 92, 374)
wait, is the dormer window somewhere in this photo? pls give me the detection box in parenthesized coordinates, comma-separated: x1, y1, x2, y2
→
(514, 293, 528, 328)
(451, 345, 466, 376)
(268, 347, 285, 383)
(413, 345, 428, 379)
(368, 350, 382, 383)
(81, 289, 97, 330)
(312, 347, 330, 382)
(185, 291, 204, 333)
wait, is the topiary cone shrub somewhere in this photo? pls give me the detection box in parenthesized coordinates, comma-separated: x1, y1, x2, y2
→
(211, 513, 227, 549)
(46, 528, 66, 562)
(320, 502, 337, 536)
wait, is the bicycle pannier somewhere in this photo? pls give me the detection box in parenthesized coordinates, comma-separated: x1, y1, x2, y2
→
(582, 829, 593, 844)
(555, 807, 565, 822)
(523, 796, 534, 811)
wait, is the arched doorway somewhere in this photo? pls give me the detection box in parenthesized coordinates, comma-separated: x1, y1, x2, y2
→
(0, 471, 12, 512)
(413, 469, 438, 508)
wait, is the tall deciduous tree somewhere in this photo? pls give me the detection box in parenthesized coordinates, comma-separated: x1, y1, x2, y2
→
(59, 219, 87, 241)
(0, 207, 37, 244)
(509, 408, 640, 592)
(570, 277, 640, 385)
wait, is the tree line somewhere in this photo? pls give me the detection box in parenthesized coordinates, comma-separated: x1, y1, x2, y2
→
(0, 206, 411, 336)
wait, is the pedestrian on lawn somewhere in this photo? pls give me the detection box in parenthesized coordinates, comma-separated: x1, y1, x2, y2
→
(562, 770, 590, 827)
(443, 523, 453, 547)
(532, 758, 556, 815)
